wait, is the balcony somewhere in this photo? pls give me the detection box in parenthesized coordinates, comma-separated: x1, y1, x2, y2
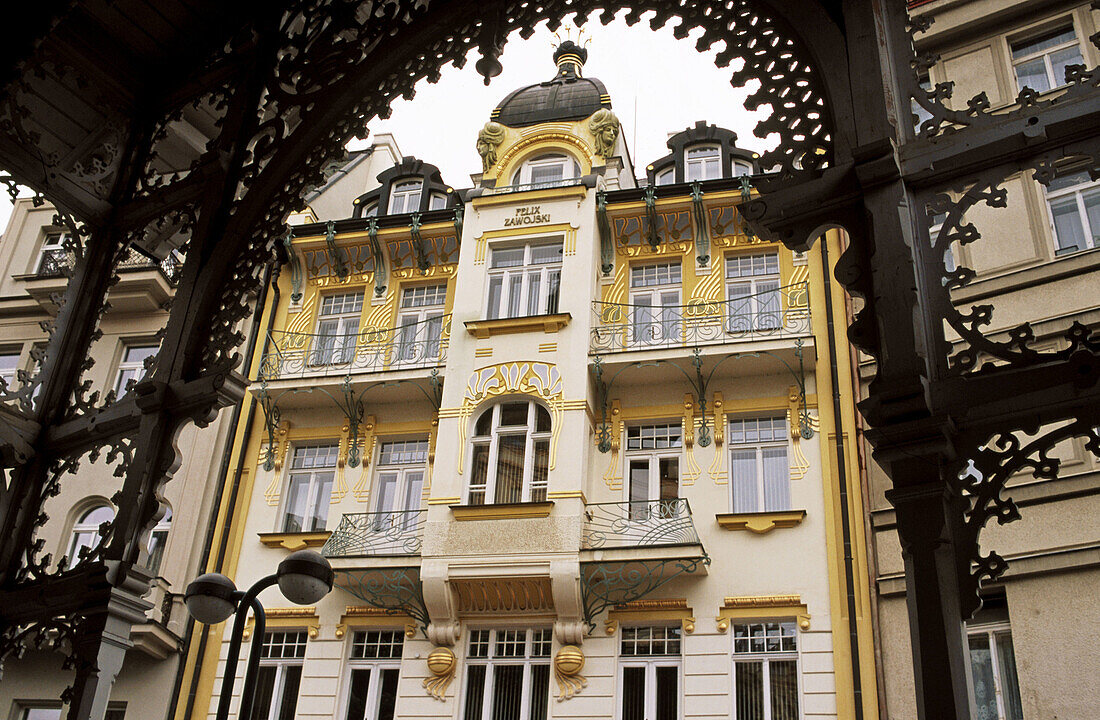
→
(36, 247, 182, 283)
(24, 248, 183, 312)
(582, 498, 702, 550)
(322, 510, 427, 558)
(590, 282, 811, 354)
(259, 314, 450, 381)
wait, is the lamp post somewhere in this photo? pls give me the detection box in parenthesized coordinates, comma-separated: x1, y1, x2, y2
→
(185, 550, 334, 720)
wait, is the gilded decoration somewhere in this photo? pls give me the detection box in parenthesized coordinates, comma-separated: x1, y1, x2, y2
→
(587, 108, 620, 158)
(303, 243, 376, 279)
(554, 645, 587, 701)
(474, 224, 577, 265)
(262, 420, 291, 506)
(451, 577, 554, 613)
(456, 362, 564, 474)
(787, 386, 816, 481)
(335, 607, 416, 639)
(605, 599, 696, 635)
(242, 607, 319, 640)
(682, 394, 701, 485)
(476, 121, 506, 171)
(715, 595, 811, 632)
(423, 646, 456, 700)
(387, 232, 459, 273)
(715, 510, 807, 534)
(601, 400, 623, 490)
(491, 132, 595, 180)
(613, 212, 692, 254)
(708, 393, 727, 484)
(351, 416, 377, 503)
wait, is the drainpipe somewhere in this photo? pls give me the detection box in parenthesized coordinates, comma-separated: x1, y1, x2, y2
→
(168, 261, 277, 720)
(818, 235, 865, 719)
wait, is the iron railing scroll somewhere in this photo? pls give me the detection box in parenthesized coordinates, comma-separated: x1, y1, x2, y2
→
(35, 247, 183, 284)
(590, 282, 810, 353)
(260, 314, 451, 380)
(581, 498, 701, 549)
(322, 510, 427, 557)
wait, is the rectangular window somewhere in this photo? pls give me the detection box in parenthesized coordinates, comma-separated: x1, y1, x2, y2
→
(463, 629, 552, 720)
(344, 630, 403, 720)
(732, 622, 799, 720)
(313, 292, 364, 365)
(389, 180, 422, 214)
(373, 439, 427, 537)
(282, 444, 338, 533)
(486, 243, 562, 320)
(625, 424, 682, 521)
(728, 417, 790, 513)
(36, 232, 69, 274)
(967, 593, 1024, 720)
(17, 706, 62, 720)
(0, 347, 21, 388)
(396, 284, 446, 364)
(114, 344, 158, 396)
(630, 262, 682, 346)
(250, 631, 307, 720)
(1011, 25, 1083, 94)
(726, 252, 782, 333)
(686, 145, 721, 181)
(620, 626, 681, 720)
(1045, 170, 1100, 255)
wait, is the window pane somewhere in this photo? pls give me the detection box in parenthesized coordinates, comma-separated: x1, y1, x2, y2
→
(1014, 57, 1051, 93)
(486, 277, 503, 319)
(463, 665, 486, 720)
(375, 473, 398, 514)
(499, 402, 528, 426)
(529, 245, 563, 264)
(21, 710, 61, 720)
(495, 435, 526, 504)
(528, 664, 550, 720)
(730, 449, 759, 513)
(535, 405, 551, 432)
(629, 459, 650, 519)
(545, 269, 561, 314)
(490, 665, 524, 720)
(378, 668, 399, 720)
(249, 666, 277, 720)
(621, 666, 646, 720)
(762, 447, 790, 511)
(532, 440, 549, 503)
(1084, 191, 1100, 249)
(283, 476, 310, 532)
(526, 272, 541, 316)
(507, 275, 523, 318)
(277, 666, 302, 720)
(770, 660, 800, 720)
(1012, 28, 1077, 59)
(735, 661, 765, 720)
(659, 458, 679, 502)
(309, 471, 333, 531)
(1050, 45, 1083, 86)
(345, 668, 370, 720)
(996, 632, 1024, 720)
(491, 248, 525, 268)
(1050, 196, 1086, 253)
(403, 471, 424, 513)
(469, 444, 490, 505)
(655, 666, 678, 720)
(968, 634, 999, 720)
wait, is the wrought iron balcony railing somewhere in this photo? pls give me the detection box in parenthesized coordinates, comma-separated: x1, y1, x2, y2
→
(260, 314, 450, 380)
(590, 282, 810, 353)
(35, 247, 183, 284)
(484, 178, 584, 195)
(322, 510, 427, 557)
(581, 498, 701, 550)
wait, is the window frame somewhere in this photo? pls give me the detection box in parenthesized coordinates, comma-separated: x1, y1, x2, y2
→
(252, 630, 308, 720)
(145, 505, 172, 574)
(629, 261, 682, 347)
(624, 423, 682, 520)
(113, 343, 159, 396)
(36, 231, 69, 273)
(0, 345, 22, 388)
(1009, 22, 1083, 94)
(15, 704, 63, 720)
(460, 628, 553, 720)
(484, 241, 563, 321)
(967, 621, 1024, 720)
(373, 438, 429, 516)
(395, 284, 447, 364)
(511, 153, 581, 188)
(616, 625, 683, 720)
(340, 629, 405, 720)
(388, 179, 423, 214)
(654, 167, 674, 186)
(727, 417, 792, 514)
(725, 252, 782, 333)
(1043, 169, 1100, 256)
(312, 291, 364, 366)
(466, 400, 551, 506)
(280, 443, 338, 533)
(730, 620, 801, 720)
(68, 503, 115, 563)
(685, 144, 721, 181)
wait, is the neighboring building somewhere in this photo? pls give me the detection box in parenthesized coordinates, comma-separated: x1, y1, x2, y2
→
(181, 43, 878, 720)
(864, 3, 1100, 719)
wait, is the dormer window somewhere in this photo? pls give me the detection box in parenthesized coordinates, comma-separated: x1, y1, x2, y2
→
(389, 180, 423, 214)
(654, 168, 674, 186)
(732, 160, 753, 178)
(429, 192, 448, 210)
(512, 154, 581, 189)
(685, 146, 721, 181)
(363, 202, 379, 217)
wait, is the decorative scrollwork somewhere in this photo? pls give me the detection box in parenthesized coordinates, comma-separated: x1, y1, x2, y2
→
(580, 556, 710, 631)
(331, 566, 430, 631)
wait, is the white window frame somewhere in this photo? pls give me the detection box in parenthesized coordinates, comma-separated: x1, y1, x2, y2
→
(725, 252, 782, 333)
(485, 242, 562, 320)
(731, 621, 801, 720)
(461, 628, 553, 720)
(388, 179, 423, 214)
(624, 424, 682, 521)
(1010, 23, 1083, 94)
(395, 284, 447, 365)
(617, 625, 683, 720)
(36, 231, 69, 273)
(629, 261, 682, 346)
(467, 401, 551, 505)
(0, 346, 21, 388)
(145, 505, 171, 574)
(373, 439, 428, 518)
(68, 504, 115, 563)
(654, 167, 674, 186)
(967, 622, 1023, 720)
(1044, 170, 1100, 256)
(511, 154, 581, 188)
(253, 630, 308, 720)
(280, 443, 338, 533)
(340, 630, 404, 720)
(429, 192, 448, 210)
(732, 159, 753, 177)
(114, 344, 158, 396)
(685, 145, 721, 181)
(15, 704, 63, 720)
(312, 292, 364, 366)
(728, 417, 791, 513)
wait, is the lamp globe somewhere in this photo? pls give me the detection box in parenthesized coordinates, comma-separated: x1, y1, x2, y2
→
(277, 550, 334, 605)
(184, 573, 238, 624)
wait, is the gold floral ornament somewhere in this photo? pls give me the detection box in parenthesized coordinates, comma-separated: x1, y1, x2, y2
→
(476, 121, 506, 172)
(588, 109, 620, 159)
(423, 646, 456, 700)
(554, 645, 587, 700)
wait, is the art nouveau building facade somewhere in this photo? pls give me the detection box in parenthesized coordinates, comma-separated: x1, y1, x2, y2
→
(182, 46, 878, 720)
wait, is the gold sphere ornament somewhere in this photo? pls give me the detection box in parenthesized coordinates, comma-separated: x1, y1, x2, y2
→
(554, 645, 584, 676)
(427, 646, 455, 676)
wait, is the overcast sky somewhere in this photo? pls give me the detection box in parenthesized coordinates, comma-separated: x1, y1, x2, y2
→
(0, 11, 769, 230)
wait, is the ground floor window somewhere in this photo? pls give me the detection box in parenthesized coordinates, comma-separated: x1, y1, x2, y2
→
(344, 630, 404, 720)
(250, 630, 307, 720)
(619, 625, 682, 720)
(732, 621, 799, 720)
(462, 628, 552, 720)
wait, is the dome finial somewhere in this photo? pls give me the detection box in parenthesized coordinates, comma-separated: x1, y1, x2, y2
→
(552, 29, 589, 77)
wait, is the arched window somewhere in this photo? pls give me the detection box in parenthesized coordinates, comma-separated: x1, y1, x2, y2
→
(68, 504, 115, 562)
(389, 180, 423, 214)
(654, 167, 674, 186)
(685, 145, 721, 181)
(146, 506, 172, 574)
(468, 400, 551, 505)
(511, 154, 581, 189)
(732, 160, 753, 178)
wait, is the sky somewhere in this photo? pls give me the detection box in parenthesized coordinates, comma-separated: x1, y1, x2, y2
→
(0, 11, 769, 229)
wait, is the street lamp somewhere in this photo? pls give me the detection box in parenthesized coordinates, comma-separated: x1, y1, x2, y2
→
(185, 550, 334, 720)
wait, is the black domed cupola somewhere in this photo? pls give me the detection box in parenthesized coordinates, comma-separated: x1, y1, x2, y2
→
(352, 156, 455, 218)
(490, 42, 612, 128)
